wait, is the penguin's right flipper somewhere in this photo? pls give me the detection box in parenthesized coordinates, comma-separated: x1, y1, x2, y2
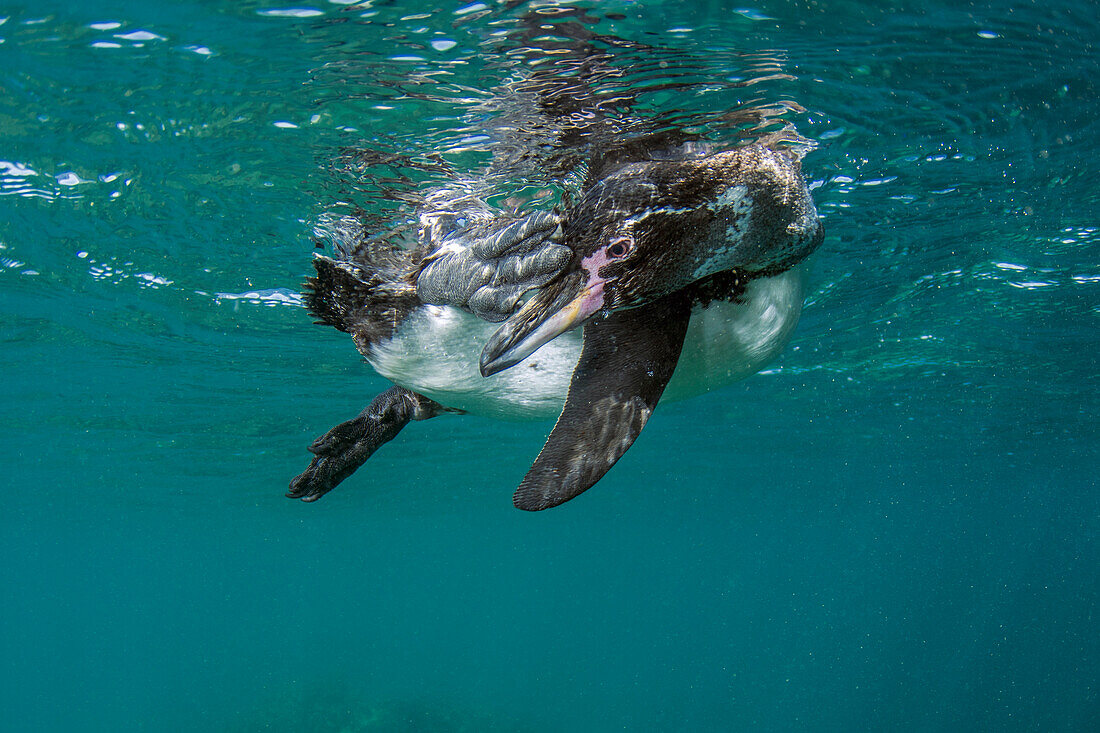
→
(288, 386, 448, 502)
(512, 292, 692, 511)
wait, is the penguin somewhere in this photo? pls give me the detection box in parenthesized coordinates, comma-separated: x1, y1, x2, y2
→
(289, 139, 823, 510)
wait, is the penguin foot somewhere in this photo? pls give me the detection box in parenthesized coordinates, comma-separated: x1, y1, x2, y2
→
(288, 385, 446, 502)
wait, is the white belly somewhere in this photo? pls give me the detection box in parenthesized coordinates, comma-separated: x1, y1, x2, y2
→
(366, 267, 806, 420)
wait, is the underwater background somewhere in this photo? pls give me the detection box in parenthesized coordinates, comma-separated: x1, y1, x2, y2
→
(1, 0, 1097, 730)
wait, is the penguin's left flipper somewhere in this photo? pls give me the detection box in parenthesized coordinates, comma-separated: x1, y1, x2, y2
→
(288, 385, 449, 502)
(513, 292, 692, 511)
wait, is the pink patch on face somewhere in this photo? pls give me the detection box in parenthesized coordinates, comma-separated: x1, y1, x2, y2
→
(576, 278, 605, 319)
(580, 248, 613, 276)
(576, 236, 631, 313)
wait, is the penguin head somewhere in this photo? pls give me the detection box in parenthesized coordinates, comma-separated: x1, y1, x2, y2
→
(480, 143, 823, 377)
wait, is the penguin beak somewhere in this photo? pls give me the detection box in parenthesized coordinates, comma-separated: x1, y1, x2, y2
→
(480, 269, 606, 377)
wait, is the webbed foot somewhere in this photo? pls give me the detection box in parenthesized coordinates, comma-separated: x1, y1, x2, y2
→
(288, 385, 447, 502)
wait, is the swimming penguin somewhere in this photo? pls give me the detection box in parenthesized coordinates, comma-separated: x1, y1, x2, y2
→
(289, 139, 823, 510)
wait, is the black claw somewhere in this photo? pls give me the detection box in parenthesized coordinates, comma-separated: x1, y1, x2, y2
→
(288, 452, 353, 501)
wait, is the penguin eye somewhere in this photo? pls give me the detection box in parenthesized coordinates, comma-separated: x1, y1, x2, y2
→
(606, 237, 633, 259)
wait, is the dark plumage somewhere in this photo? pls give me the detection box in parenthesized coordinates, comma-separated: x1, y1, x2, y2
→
(479, 143, 822, 377)
(305, 252, 417, 345)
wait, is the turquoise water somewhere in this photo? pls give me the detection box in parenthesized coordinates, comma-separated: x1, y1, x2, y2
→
(2, 0, 1097, 730)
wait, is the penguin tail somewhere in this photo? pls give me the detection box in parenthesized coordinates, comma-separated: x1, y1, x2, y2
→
(304, 255, 417, 337)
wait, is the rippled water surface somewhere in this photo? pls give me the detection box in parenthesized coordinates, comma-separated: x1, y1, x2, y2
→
(2, 1, 1097, 731)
